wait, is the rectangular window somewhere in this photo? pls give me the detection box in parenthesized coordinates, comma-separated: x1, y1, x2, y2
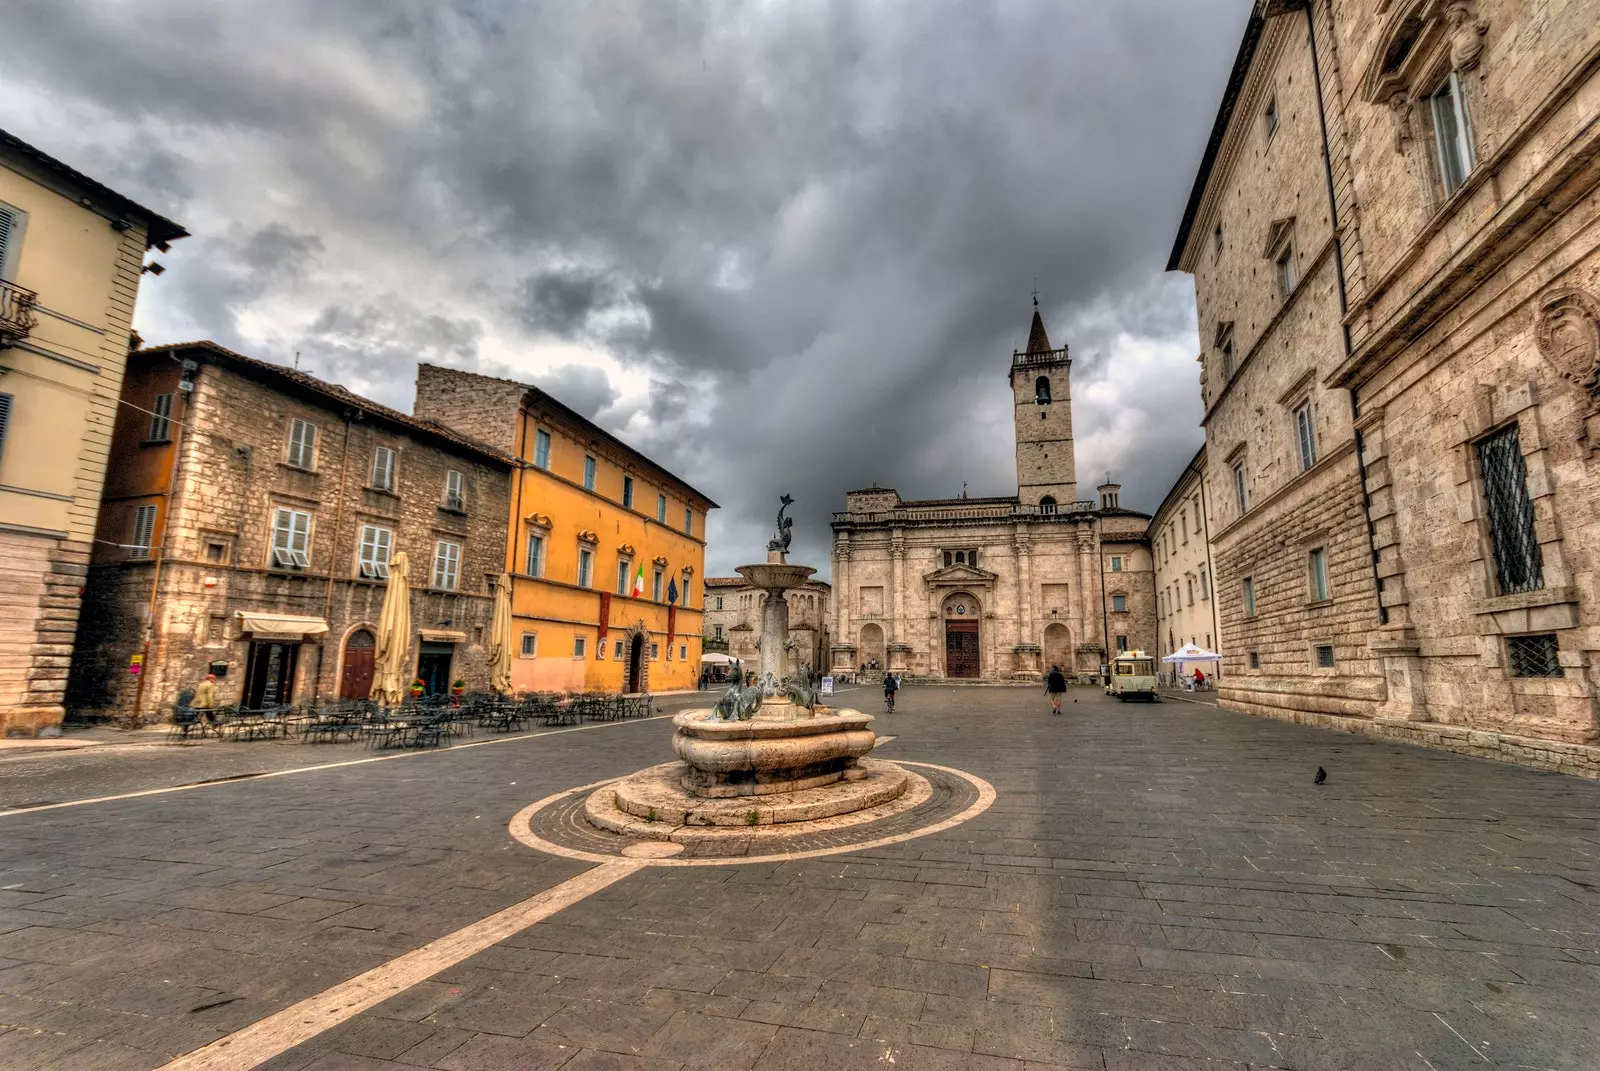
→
(525, 533, 544, 577)
(656, 494, 667, 523)
(0, 206, 20, 280)
(684, 506, 693, 535)
(1506, 634, 1562, 678)
(1315, 644, 1335, 669)
(1249, 651, 1260, 669)
(1276, 243, 1296, 298)
(370, 446, 395, 491)
(1221, 337, 1235, 379)
(1233, 462, 1248, 515)
(680, 575, 692, 607)
(147, 393, 174, 441)
(534, 429, 551, 469)
(1264, 95, 1278, 139)
(1242, 576, 1256, 617)
(714, 595, 724, 610)
(129, 505, 157, 559)
(680, 644, 688, 661)
(287, 418, 317, 469)
(1477, 425, 1543, 596)
(622, 475, 635, 508)
(1115, 635, 1128, 653)
(583, 455, 596, 491)
(617, 559, 631, 595)
(714, 624, 723, 640)
(0, 392, 11, 457)
(357, 525, 392, 579)
(1110, 556, 1122, 572)
(271, 508, 312, 570)
(520, 632, 538, 658)
(577, 547, 593, 588)
(614, 639, 624, 660)
(1294, 403, 1316, 472)
(1309, 548, 1329, 602)
(1430, 71, 1475, 197)
(1200, 569, 1209, 598)
(652, 569, 663, 602)
(206, 540, 225, 562)
(443, 469, 464, 511)
(574, 635, 586, 658)
(1112, 594, 1127, 613)
(1186, 578, 1194, 606)
(431, 540, 461, 591)
(650, 642, 660, 660)
(1181, 511, 1188, 542)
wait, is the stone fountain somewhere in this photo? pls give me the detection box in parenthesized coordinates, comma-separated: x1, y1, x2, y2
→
(586, 496, 907, 835)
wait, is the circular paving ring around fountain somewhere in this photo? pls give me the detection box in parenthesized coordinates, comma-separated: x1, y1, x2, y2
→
(510, 760, 994, 866)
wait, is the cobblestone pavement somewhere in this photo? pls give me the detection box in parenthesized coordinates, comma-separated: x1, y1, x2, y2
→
(2, 685, 1598, 1070)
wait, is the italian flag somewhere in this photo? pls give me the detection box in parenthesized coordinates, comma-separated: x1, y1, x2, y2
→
(631, 565, 646, 598)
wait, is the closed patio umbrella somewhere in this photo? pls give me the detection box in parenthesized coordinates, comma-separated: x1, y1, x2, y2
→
(371, 551, 412, 707)
(489, 571, 514, 696)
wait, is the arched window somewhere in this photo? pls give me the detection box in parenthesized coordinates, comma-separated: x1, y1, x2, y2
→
(1035, 376, 1051, 404)
(1040, 496, 1057, 515)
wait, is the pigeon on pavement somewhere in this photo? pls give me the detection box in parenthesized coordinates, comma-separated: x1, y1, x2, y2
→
(1314, 766, 1327, 785)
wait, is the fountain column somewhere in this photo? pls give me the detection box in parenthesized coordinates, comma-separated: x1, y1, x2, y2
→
(759, 586, 790, 682)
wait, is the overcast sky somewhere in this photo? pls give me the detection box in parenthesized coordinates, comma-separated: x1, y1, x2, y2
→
(5, 0, 1245, 578)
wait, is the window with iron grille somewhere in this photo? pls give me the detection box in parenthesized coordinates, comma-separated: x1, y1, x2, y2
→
(370, 447, 395, 491)
(1314, 644, 1335, 668)
(286, 418, 317, 469)
(1476, 425, 1542, 595)
(1507, 634, 1562, 678)
(130, 505, 157, 559)
(431, 540, 460, 590)
(357, 526, 391, 579)
(148, 393, 174, 441)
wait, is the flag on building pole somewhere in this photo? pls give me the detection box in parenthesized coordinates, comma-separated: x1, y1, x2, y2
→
(631, 565, 645, 598)
(666, 578, 678, 605)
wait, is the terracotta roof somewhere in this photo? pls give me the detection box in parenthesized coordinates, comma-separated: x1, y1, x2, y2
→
(1, 128, 188, 250)
(704, 577, 746, 587)
(1024, 308, 1054, 355)
(138, 341, 515, 466)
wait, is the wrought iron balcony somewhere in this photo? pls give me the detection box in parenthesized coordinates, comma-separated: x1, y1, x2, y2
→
(0, 279, 39, 346)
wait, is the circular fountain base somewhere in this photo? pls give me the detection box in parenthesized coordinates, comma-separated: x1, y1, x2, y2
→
(586, 757, 912, 837)
(670, 706, 877, 797)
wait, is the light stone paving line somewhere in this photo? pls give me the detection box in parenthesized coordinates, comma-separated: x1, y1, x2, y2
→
(157, 859, 642, 1071)
(0, 714, 677, 820)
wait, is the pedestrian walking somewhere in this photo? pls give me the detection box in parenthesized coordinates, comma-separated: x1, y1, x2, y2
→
(192, 673, 220, 727)
(1045, 665, 1067, 714)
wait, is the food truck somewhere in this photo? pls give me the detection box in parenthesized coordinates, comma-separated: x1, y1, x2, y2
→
(1106, 650, 1158, 702)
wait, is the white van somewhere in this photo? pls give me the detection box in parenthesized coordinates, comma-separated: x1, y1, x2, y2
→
(1106, 651, 1158, 702)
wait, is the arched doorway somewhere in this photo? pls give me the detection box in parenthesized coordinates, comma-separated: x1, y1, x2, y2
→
(858, 623, 885, 671)
(1043, 622, 1071, 677)
(340, 629, 376, 699)
(627, 630, 646, 688)
(942, 592, 980, 678)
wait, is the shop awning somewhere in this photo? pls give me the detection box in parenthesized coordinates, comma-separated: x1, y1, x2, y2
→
(235, 611, 329, 640)
(419, 629, 468, 643)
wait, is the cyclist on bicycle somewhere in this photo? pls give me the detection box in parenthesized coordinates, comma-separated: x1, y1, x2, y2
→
(883, 672, 899, 712)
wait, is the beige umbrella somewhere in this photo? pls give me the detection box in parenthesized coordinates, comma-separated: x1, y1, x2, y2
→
(488, 571, 514, 696)
(371, 550, 412, 707)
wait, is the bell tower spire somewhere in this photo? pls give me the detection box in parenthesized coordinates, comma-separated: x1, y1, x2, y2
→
(1009, 296, 1076, 508)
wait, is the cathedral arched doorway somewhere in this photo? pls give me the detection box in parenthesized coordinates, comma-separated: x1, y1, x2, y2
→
(1042, 622, 1071, 677)
(858, 624, 885, 671)
(942, 592, 980, 678)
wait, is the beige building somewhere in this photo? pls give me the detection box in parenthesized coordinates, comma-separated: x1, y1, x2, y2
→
(0, 129, 186, 736)
(1171, 0, 1600, 758)
(701, 576, 830, 678)
(1150, 446, 1221, 683)
(829, 307, 1156, 681)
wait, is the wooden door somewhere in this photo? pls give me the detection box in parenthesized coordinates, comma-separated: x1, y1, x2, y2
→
(340, 630, 375, 699)
(945, 621, 979, 678)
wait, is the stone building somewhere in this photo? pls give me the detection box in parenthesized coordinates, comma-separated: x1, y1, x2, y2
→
(0, 130, 185, 735)
(1170, 0, 1600, 755)
(67, 342, 512, 718)
(701, 576, 831, 678)
(1150, 446, 1222, 681)
(412, 365, 716, 695)
(829, 307, 1156, 680)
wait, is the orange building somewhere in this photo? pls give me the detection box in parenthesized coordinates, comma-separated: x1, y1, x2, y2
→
(413, 365, 717, 694)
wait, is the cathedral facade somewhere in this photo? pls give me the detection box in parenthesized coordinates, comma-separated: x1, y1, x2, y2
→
(829, 309, 1156, 680)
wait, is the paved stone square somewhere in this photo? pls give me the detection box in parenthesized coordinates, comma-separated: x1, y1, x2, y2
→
(2, 685, 1599, 1070)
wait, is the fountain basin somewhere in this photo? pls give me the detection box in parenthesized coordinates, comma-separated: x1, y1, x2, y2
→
(593, 757, 910, 830)
(671, 708, 877, 798)
(734, 562, 817, 591)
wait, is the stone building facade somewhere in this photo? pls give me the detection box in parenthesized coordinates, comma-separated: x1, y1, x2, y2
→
(702, 576, 831, 678)
(1170, 0, 1600, 755)
(67, 342, 512, 718)
(830, 308, 1156, 681)
(1150, 446, 1222, 682)
(0, 130, 185, 735)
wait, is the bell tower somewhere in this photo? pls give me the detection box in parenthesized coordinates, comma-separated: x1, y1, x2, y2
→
(1010, 297, 1076, 508)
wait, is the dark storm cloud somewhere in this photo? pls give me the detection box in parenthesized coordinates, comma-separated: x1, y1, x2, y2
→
(3, 0, 1246, 575)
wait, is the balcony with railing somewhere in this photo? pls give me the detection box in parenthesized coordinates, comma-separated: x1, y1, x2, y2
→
(833, 499, 1096, 526)
(0, 279, 39, 346)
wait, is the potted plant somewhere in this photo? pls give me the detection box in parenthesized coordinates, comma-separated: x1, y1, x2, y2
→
(450, 678, 466, 697)
(409, 678, 425, 698)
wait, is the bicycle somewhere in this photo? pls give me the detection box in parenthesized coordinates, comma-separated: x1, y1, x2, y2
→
(884, 688, 896, 713)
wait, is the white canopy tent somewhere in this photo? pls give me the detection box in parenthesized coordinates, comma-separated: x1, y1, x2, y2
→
(700, 652, 736, 665)
(1162, 643, 1222, 664)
